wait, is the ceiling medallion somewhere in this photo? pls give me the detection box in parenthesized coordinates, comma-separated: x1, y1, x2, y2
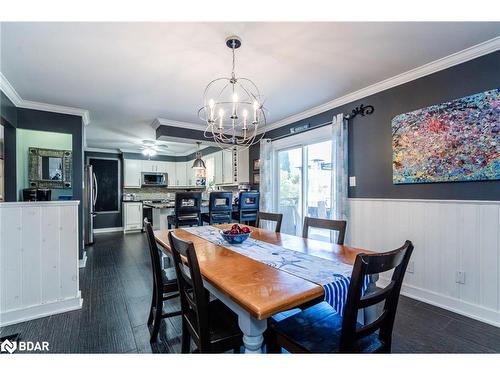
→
(198, 36, 266, 150)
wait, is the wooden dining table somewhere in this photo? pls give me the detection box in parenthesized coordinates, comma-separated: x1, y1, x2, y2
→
(154, 223, 377, 353)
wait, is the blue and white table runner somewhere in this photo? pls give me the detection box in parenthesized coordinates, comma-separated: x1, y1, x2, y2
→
(182, 226, 368, 316)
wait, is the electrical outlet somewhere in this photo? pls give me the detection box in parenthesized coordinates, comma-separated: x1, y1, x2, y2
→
(456, 271, 466, 284)
(407, 261, 414, 273)
(349, 176, 356, 187)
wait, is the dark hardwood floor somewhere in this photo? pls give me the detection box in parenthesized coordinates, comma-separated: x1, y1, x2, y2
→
(1, 231, 499, 353)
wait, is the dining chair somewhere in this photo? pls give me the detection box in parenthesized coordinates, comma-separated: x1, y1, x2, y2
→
(256, 211, 283, 233)
(266, 240, 413, 353)
(144, 219, 182, 343)
(168, 231, 243, 353)
(302, 216, 347, 245)
(167, 192, 202, 229)
(201, 191, 233, 225)
(232, 191, 260, 225)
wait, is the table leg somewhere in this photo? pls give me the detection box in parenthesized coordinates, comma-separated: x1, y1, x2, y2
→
(238, 312, 267, 354)
(203, 279, 267, 354)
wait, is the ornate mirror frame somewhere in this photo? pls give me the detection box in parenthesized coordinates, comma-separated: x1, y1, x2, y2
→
(28, 147, 72, 189)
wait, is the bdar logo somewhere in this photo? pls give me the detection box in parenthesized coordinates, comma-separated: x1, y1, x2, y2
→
(0, 339, 17, 354)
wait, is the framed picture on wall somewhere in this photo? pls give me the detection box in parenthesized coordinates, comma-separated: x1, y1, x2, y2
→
(253, 159, 260, 171)
(253, 173, 260, 184)
(392, 88, 500, 184)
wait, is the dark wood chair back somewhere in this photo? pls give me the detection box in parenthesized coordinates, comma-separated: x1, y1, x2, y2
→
(302, 216, 347, 245)
(168, 231, 210, 351)
(340, 240, 414, 352)
(144, 219, 165, 299)
(256, 211, 283, 233)
(207, 191, 233, 224)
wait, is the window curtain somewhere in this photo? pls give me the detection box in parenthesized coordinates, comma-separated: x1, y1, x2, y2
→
(259, 138, 273, 227)
(330, 113, 348, 221)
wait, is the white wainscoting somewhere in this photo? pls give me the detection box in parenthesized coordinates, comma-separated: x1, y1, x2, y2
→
(0, 201, 83, 327)
(347, 198, 500, 327)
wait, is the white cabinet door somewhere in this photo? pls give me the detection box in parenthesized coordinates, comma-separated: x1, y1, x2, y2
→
(142, 160, 156, 172)
(164, 162, 176, 186)
(214, 151, 223, 184)
(186, 162, 194, 186)
(222, 149, 233, 184)
(156, 161, 169, 173)
(123, 159, 142, 188)
(123, 202, 143, 232)
(237, 148, 250, 183)
(205, 155, 215, 186)
(175, 161, 187, 186)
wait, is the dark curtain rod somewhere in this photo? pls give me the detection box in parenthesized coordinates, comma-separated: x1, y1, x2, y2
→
(269, 104, 374, 142)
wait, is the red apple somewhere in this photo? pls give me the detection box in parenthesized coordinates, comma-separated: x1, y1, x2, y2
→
(241, 226, 250, 234)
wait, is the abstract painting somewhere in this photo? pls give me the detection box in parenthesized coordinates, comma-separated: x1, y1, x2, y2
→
(392, 88, 500, 184)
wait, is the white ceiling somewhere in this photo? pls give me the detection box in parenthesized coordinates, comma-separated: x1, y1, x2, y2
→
(1, 22, 499, 154)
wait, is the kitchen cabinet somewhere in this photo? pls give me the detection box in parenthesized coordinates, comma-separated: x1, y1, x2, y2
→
(237, 148, 250, 183)
(164, 161, 176, 186)
(142, 160, 169, 173)
(186, 162, 194, 186)
(222, 150, 233, 184)
(123, 202, 143, 232)
(205, 154, 215, 186)
(214, 151, 223, 184)
(123, 159, 142, 188)
(175, 161, 187, 186)
(142, 160, 156, 172)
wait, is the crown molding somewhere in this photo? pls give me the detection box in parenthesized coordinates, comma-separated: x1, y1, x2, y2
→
(0, 71, 22, 106)
(152, 117, 205, 131)
(260, 36, 500, 134)
(19, 100, 91, 126)
(85, 147, 122, 154)
(0, 71, 90, 126)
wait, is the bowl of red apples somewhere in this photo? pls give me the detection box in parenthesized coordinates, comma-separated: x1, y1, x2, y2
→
(220, 224, 252, 244)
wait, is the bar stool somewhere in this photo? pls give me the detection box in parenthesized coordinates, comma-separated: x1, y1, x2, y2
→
(232, 191, 260, 225)
(201, 191, 233, 225)
(167, 192, 202, 229)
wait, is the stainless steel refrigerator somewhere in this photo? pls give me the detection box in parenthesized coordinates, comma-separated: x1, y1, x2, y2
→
(83, 164, 97, 245)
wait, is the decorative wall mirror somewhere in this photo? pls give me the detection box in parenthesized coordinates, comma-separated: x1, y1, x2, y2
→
(28, 147, 72, 189)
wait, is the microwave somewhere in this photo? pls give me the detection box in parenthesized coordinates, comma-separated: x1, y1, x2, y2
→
(141, 172, 167, 187)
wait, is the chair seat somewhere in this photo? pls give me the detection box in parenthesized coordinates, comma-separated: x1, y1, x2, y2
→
(186, 299, 242, 351)
(269, 302, 382, 353)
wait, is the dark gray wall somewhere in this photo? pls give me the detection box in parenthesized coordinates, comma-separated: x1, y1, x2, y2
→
(16, 108, 85, 257)
(250, 51, 500, 201)
(85, 151, 123, 229)
(1, 91, 18, 201)
(1, 91, 17, 128)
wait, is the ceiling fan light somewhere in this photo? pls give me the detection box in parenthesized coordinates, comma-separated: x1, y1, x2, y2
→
(142, 148, 156, 157)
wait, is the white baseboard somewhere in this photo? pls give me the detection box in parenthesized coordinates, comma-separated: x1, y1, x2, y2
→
(93, 226, 123, 234)
(0, 294, 83, 327)
(78, 251, 87, 268)
(377, 278, 500, 328)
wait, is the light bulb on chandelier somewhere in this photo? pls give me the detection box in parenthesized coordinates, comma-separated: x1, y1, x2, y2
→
(198, 35, 266, 150)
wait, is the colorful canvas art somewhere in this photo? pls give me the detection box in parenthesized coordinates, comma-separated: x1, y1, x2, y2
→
(392, 88, 500, 184)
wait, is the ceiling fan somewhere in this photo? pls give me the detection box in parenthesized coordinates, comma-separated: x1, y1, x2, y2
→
(138, 140, 169, 158)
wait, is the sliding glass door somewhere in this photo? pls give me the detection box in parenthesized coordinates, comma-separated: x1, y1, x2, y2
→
(305, 140, 332, 241)
(276, 137, 333, 240)
(278, 147, 303, 236)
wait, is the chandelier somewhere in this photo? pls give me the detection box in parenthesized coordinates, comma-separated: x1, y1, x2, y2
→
(199, 36, 266, 150)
